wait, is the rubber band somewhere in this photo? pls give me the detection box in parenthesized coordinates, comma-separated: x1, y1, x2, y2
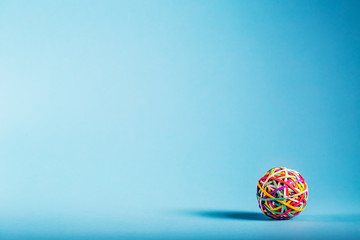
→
(256, 167, 309, 219)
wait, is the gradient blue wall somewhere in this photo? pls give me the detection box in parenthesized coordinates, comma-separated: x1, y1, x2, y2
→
(0, 1, 359, 239)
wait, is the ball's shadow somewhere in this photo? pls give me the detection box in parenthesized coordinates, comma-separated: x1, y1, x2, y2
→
(193, 211, 274, 221)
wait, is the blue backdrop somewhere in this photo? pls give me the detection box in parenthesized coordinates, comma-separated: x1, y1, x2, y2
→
(1, 1, 359, 239)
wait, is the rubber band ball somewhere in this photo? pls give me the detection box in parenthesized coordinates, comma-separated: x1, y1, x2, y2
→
(256, 167, 309, 220)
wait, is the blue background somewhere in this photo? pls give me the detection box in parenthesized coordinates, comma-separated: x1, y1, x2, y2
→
(1, 0, 359, 239)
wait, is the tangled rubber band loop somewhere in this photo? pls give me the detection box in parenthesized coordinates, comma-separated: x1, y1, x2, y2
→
(256, 167, 309, 220)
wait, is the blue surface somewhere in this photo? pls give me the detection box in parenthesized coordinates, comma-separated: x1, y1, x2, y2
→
(1, 1, 360, 239)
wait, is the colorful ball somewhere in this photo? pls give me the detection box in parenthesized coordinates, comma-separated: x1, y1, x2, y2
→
(256, 167, 309, 220)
